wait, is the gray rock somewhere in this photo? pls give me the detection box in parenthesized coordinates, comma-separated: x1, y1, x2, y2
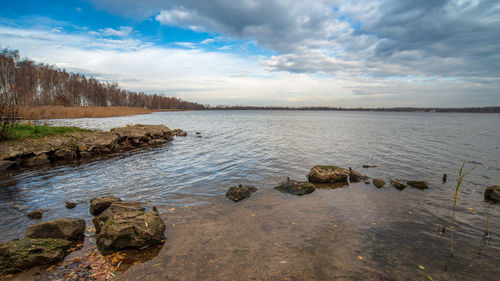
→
(274, 180, 316, 196)
(96, 211, 165, 255)
(25, 218, 85, 241)
(89, 196, 122, 216)
(225, 185, 258, 202)
(308, 165, 349, 183)
(373, 179, 386, 188)
(93, 201, 145, 233)
(0, 238, 72, 272)
(485, 185, 500, 203)
(27, 209, 43, 219)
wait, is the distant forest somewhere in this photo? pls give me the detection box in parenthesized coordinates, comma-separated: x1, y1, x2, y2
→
(0, 48, 205, 110)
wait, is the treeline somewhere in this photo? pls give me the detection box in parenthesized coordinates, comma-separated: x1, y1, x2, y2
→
(0, 48, 204, 110)
(208, 105, 500, 113)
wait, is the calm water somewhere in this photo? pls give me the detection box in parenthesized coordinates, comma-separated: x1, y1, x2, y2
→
(1, 110, 499, 280)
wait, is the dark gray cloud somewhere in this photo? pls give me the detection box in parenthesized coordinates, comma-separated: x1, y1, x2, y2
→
(85, 0, 500, 80)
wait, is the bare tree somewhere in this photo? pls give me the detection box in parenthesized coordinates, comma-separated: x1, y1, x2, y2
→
(0, 48, 20, 140)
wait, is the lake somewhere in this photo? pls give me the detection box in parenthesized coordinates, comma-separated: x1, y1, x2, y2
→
(1, 110, 499, 280)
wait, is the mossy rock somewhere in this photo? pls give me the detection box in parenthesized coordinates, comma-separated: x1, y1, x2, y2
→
(96, 211, 165, 255)
(308, 165, 349, 183)
(274, 180, 316, 196)
(407, 180, 429, 189)
(0, 238, 72, 273)
(485, 186, 500, 203)
(225, 185, 258, 202)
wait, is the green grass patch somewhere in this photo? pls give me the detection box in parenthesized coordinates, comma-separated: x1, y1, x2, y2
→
(7, 124, 92, 140)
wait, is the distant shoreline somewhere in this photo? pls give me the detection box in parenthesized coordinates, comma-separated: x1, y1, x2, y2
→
(206, 106, 500, 113)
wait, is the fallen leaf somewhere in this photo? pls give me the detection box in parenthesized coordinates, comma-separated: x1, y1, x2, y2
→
(418, 265, 425, 270)
(372, 222, 376, 225)
(168, 208, 175, 212)
(358, 256, 363, 260)
(408, 211, 413, 215)
(152, 263, 162, 267)
(467, 207, 474, 211)
(427, 275, 434, 281)
(251, 213, 255, 217)
(278, 260, 287, 264)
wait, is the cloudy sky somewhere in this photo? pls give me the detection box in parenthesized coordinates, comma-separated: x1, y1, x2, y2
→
(1, 0, 499, 107)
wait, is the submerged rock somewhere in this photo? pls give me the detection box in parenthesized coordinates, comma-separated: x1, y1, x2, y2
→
(372, 179, 386, 188)
(25, 218, 85, 241)
(442, 173, 447, 183)
(407, 180, 429, 189)
(65, 202, 77, 209)
(93, 201, 145, 233)
(172, 129, 187, 136)
(349, 167, 369, 183)
(274, 179, 316, 196)
(308, 165, 349, 183)
(0, 238, 72, 272)
(96, 211, 166, 255)
(27, 209, 43, 219)
(225, 185, 258, 202)
(362, 165, 378, 168)
(390, 179, 407, 190)
(89, 196, 122, 216)
(484, 186, 500, 203)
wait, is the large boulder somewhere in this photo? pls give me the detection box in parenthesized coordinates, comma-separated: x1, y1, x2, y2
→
(0, 238, 72, 272)
(225, 185, 258, 202)
(96, 211, 166, 255)
(89, 196, 122, 216)
(93, 201, 145, 233)
(25, 218, 85, 241)
(407, 180, 429, 189)
(349, 167, 369, 183)
(484, 186, 500, 203)
(308, 165, 350, 183)
(274, 179, 316, 196)
(390, 179, 407, 190)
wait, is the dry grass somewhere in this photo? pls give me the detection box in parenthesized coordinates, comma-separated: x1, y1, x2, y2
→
(18, 106, 153, 120)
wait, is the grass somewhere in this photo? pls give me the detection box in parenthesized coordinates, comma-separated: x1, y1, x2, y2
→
(18, 106, 153, 120)
(6, 123, 92, 140)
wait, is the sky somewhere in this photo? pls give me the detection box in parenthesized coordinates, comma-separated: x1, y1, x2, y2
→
(0, 0, 499, 107)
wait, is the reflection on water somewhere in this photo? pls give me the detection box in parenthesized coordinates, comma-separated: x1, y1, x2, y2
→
(0, 110, 499, 280)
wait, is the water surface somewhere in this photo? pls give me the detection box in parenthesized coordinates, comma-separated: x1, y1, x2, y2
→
(1, 110, 499, 280)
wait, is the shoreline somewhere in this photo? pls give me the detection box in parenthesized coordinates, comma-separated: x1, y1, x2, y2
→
(0, 124, 183, 171)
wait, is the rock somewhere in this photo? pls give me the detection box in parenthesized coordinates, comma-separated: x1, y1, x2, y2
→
(111, 124, 173, 149)
(89, 196, 122, 216)
(172, 129, 187, 136)
(442, 173, 447, 183)
(25, 218, 85, 241)
(274, 180, 316, 196)
(96, 211, 166, 255)
(27, 209, 43, 219)
(0, 238, 72, 272)
(23, 154, 50, 167)
(308, 165, 350, 183)
(196, 132, 201, 135)
(390, 179, 407, 190)
(364, 181, 370, 184)
(225, 185, 258, 202)
(349, 167, 369, 183)
(484, 186, 500, 203)
(93, 201, 145, 233)
(407, 180, 429, 189)
(362, 165, 378, 168)
(373, 179, 386, 188)
(65, 202, 77, 209)
(0, 160, 15, 170)
(51, 148, 77, 161)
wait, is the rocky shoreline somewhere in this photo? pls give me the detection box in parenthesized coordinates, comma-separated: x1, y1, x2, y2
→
(0, 124, 186, 171)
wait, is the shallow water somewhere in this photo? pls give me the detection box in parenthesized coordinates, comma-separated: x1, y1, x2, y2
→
(1, 110, 499, 280)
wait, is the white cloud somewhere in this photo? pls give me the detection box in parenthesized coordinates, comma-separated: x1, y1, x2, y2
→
(200, 38, 214, 44)
(98, 26, 133, 37)
(175, 42, 197, 48)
